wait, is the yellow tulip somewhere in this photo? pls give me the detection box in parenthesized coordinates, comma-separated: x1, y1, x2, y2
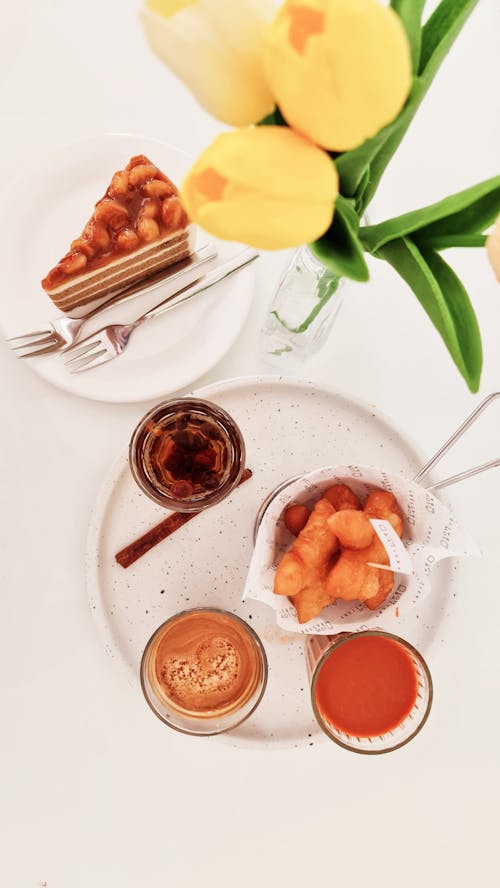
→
(181, 127, 338, 250)
(264, 0, 412, 151)
(141, 0, 275, 126)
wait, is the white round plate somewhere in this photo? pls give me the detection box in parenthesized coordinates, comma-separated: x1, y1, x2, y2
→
(0, 133, 254, 403)
(86, 376, 457, 749)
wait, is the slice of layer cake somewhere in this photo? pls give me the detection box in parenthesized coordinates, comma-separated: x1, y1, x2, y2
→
(42, 155, 193, 312)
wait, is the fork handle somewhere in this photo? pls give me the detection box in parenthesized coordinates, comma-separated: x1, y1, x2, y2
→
(81, 242, 217, 322)
(134, 248, 259, 325)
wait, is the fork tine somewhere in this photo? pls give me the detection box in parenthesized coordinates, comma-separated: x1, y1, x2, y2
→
(7, 329, 52, 345)
(67, 348, 110, 374)
(10, 333, 59, 352)
(15, 340, 62, 358)
(63, 339, 102, 364)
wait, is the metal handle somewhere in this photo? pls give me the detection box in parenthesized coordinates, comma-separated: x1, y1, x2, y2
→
(413, 392, 500, 491)
(83, 242, 217, 321)
(140, 248, 258, 323)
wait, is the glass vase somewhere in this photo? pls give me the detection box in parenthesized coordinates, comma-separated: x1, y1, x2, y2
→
(259, 244, 344, 367)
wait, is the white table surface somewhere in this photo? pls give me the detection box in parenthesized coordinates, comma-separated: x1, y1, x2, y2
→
(1, 2, 499, 886)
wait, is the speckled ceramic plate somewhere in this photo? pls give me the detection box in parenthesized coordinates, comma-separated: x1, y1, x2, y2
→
(86, 376, 457, 749)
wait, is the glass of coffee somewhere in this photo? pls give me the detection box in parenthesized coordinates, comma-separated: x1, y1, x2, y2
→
(129, 398, 246, 512)
(140, 608, 268, 735)
(306, 631, 433, 754)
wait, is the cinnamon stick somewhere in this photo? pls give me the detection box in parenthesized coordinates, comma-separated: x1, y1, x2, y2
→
(115, 468, 253, 569)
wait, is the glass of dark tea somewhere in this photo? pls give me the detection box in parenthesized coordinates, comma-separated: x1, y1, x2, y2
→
(140, 608, 268, 735)
(306, 630, 433, 754)
(129, 398, 246, 511)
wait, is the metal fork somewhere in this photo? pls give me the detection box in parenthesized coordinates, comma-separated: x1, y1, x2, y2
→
(6, 243, 217, 358)
(63, 248, 258, 374)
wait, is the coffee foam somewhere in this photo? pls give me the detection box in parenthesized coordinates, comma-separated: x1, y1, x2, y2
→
(150, 612, 261, 717)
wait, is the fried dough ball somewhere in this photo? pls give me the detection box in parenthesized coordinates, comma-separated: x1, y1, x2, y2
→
(283, 504, 311, 536)
(365, 571, 395, 610)
(274, 483, 404, 621)
(274, 498, 338, 624)
(323, 484, 362, 511)
(363, 535, 396, 610)
(325, 552, 380, 602)
(364, 489, 404, 537)
(327, 509, 374, 550)
(292, 565, 340, 624)
(275, 498, 337, 597)
(325, 535, 394, 609)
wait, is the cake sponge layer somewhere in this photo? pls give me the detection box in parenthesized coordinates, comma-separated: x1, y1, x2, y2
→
(46, 232, 191, 312)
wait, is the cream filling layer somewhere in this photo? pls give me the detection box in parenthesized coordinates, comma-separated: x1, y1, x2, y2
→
(51, 240, 191, 309)
(46, 227, 192, 297)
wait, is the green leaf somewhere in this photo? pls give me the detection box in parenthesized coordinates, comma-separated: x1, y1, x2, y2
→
(359, 0, 479, 209)
(417, 233, 487, 250)
(377, 237, 482, 391)
(257, 107, 287, 127)
(391, 0, 426, 72)
(334, 92, 417, 198)
(334, 135, 382, 198)
(416, 185, 500, 242)
(336, 73, 429, 201)
(360, 176, 500, 253)
(354, 167, 371, 214)
(419, 0, 479, 77)
(359, 80, 426, 209)
(311, 196, 369, 282)
(421, 246, 482, 392)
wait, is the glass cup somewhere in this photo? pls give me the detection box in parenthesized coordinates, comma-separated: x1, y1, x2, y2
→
(140, 608, 268, 736)
(129, 397, 246, 512)
(306, 630, 433, 754)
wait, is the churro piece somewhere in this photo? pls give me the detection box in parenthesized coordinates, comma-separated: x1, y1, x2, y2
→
(274, 498, 338, 623)
(363, 535, 396, 610)
(364, 489, 404, 537)
(327, 509, 374, 550)
(323, 484, 362, 511)
(365, 571, 395, 610)
(325, 551, 380, 603)
(325, 535, 394, 608)
(284, 504, 310, 536)
(292, 568, 340, 624)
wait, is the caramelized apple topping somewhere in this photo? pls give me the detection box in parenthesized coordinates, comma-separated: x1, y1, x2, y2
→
(42, 155, 189, 290)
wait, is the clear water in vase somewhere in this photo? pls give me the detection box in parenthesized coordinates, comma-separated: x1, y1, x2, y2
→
(260, 244, 344, 368)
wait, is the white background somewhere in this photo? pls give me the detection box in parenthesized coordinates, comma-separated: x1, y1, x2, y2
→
(1, 1, 499, 885)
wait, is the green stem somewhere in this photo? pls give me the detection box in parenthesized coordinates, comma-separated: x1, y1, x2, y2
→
(416, 233, 487, 249)
(390, 0, 426, 72)
(271, 276, 339, 335)
(357, 0, 479, 210)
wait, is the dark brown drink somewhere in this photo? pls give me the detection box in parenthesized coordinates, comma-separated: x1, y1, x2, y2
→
(129, 398, 245, 511)
(145, 412, 231, 500)
(141, 609, 268, 734)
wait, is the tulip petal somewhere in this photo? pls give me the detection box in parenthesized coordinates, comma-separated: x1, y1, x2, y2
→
(264, 0, 412, 151)
(197, 191, 335, 250)
(146, 0, 197, 16)
(288, 5, 325, 54)
(141, 0, 275, 126)
(182, 127, 338, 250)
(486, 215, 500, 283)
(184, 128, 338, 204)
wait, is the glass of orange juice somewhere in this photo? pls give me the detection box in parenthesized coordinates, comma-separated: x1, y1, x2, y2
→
(306, 630, 433, 754)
